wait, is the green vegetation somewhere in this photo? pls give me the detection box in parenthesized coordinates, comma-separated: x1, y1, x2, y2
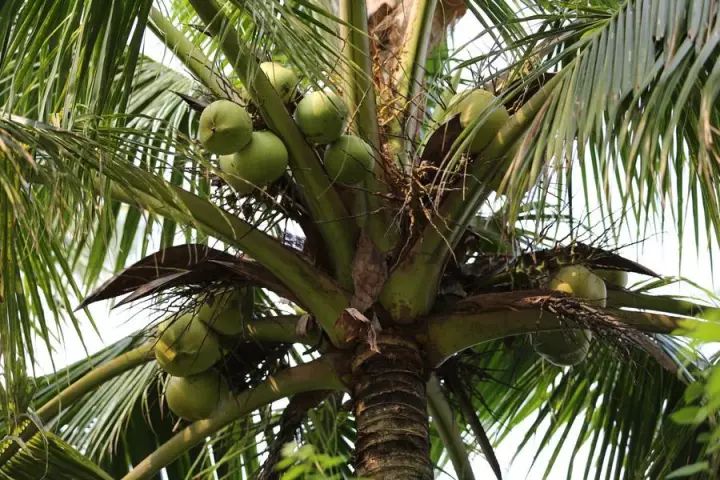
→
(0, 1, 718, 479)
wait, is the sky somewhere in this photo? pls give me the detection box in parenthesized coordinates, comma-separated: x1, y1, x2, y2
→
(34, 7, 719, 480)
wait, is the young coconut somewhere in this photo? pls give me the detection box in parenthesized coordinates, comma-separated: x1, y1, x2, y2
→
(293, 91, 348, 144)
(532, 327, 592, 367)
(549, 265, 607, 307)
(532, 265, 606, 367)
(165, 371, 229, 421)
(445, 89, 510, 154)
(594, 268, 629, 288)
(323, 135, 375, 184)
(154, 313, 222, 377)
(260, 62, 298, 103)
(198, 100, 253, 155)
(197, 290, 246, 336)
(218, 130, 289, 195)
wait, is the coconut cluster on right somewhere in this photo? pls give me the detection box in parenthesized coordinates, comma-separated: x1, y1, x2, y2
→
(532, 265, 629, 367)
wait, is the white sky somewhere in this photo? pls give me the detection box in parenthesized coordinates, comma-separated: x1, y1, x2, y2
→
(34, 9, 719, 480)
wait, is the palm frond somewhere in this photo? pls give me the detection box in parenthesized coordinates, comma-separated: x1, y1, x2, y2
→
(498, 0, 720, 249)
(0, 424, 111, 480)
(445, 335, 705, 479)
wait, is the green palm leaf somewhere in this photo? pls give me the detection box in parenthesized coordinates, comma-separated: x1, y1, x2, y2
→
(0, 424, 111, 480)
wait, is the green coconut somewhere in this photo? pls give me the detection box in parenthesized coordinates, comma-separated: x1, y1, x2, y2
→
(594, 268, 629, 288)
(532, 328, 592, 367)
(165, 371, 229, 421)
(323, 135, 375, 184)
(549, 265, 607, 307)
(197, 290, 246, 336)
(154, 313, 222, 377)
(532, 265, 606, 366)
(198, 100, 253, 155)
(218, 130, 289, 195)
(445, 89, 509, 153)
(293, 91, 348, 144)
(260, 62, 298, 103)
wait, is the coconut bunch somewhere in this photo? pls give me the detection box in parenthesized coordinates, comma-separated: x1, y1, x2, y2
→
(199, 63, 293, 196)
(198, 62, 376, 196)
(154, 291, 248, 421)
(531, 265, 629, 366)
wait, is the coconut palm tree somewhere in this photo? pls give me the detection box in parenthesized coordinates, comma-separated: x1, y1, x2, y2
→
(0, 0, 719, 478)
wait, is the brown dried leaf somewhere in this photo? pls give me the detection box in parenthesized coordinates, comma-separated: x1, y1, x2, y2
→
(337, 308, 381, 351)
(296, 314, 313, 337)
(78, 244, 292, 309)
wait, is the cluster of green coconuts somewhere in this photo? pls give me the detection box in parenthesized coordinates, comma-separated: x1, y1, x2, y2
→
(198, 62, 376, 192)
(154, 292, 245, 421)
(532, 265, 629, 366)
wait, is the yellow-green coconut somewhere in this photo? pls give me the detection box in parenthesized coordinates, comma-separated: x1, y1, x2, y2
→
(445, 89, 509, 154)
(218, 130, 289, 195)
(165, 371, 229, 421)
(198, 100, 253, 155)
(532, 265, 606, 367)
(293, 91, 348, 144)
(154, 313, 222, 377)
(549, 265, 607, 307)
(260, 62, 298, 103)
(197, 290, 246, 336)
(532, 327, 592, 367)
(323, 135, 375, 184)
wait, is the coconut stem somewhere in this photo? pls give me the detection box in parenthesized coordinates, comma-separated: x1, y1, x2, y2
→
(426, 375, 476, 480)
(339, 0, 398, 252)
(90, 167, 351, 347)
(121, 358, 346, 480)
(386, 0, 438, 171)
(351, 334, 432, 479)
(37, 342, 154, 422)
(147, 8, 230, 99)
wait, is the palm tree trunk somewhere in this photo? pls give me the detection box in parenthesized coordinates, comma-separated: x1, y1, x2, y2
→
(351, 333, 432, 479)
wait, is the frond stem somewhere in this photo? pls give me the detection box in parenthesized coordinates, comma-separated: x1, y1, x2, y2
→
(93, 170, 351, 346)
(426, 375, 475, 480)
(423, 290, 688, 366)
(36, 342, 154, 422)
(121, 357, 346, 480)
(339, 0, 397, 252)
(147, 7, 230, 99)
(388, 0, 438, 170)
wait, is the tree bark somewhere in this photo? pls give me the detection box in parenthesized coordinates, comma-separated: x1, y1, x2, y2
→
(351, 333, 432, 479)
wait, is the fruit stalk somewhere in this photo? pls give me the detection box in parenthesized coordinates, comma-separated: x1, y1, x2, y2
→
(379, 74, 564, 323)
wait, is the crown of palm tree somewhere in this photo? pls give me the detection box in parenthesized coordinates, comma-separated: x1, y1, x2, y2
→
(0, 0, 719, 479)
